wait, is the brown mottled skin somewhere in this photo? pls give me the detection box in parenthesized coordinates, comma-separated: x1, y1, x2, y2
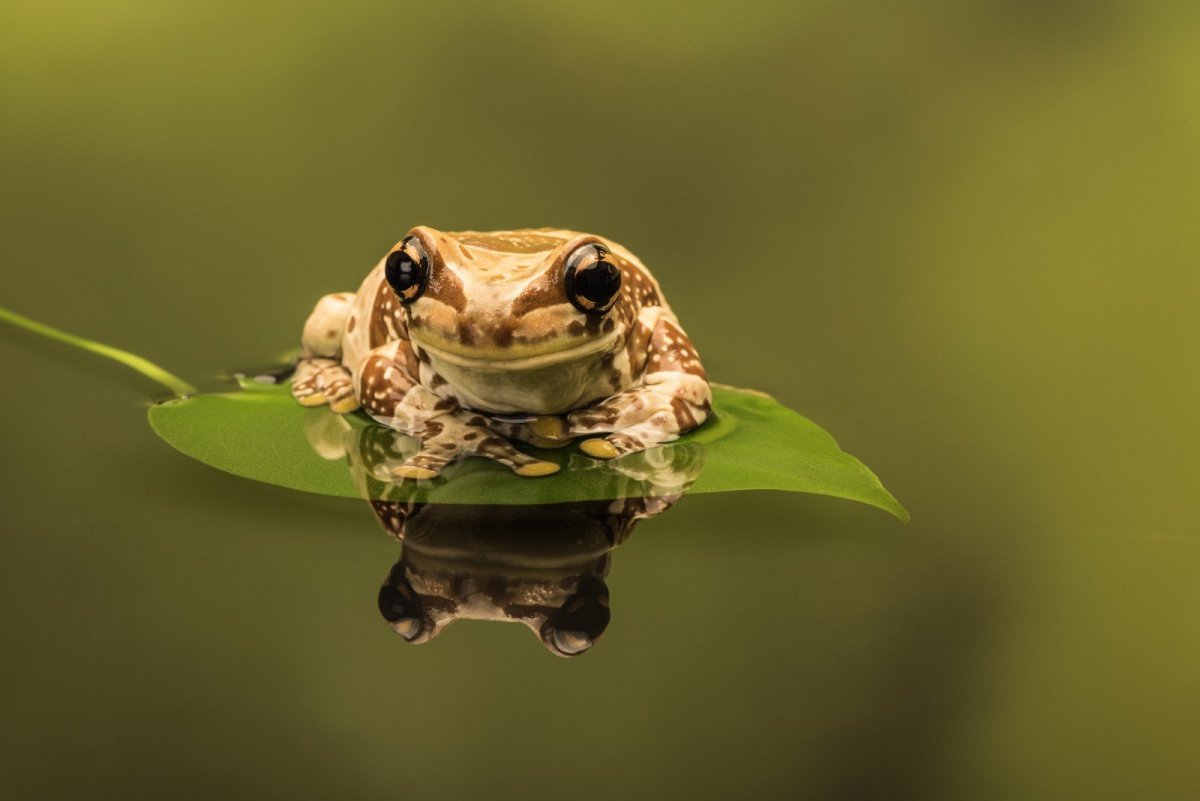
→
(292, 226, 710, 478)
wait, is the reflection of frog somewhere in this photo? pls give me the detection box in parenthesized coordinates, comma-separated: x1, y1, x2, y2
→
(374, 501, 647, 657)
(302, 411, 703, 655)
(292, 227, 710, 479)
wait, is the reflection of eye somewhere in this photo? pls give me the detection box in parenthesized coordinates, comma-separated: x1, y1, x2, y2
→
(391, 617, 423, 641)
(384, 237, 429, 303)
(565, 243, 621, 315)
(378, 580, 426, 642)
(551, 629, 595, 656)
(540, 575, 610, 657)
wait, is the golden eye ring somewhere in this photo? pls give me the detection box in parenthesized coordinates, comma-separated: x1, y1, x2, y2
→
(384, 237, 429, 303)
(564, 243, 621, 315)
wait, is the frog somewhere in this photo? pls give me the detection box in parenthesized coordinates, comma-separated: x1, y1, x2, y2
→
(291, 226, 711, 479)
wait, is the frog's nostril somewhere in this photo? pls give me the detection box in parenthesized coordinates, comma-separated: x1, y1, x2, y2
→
(456, 318, 480, 347)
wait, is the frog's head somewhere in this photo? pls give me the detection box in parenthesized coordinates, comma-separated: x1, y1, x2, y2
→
(387, 226, 634, 362)
(378, 226, 648, 413)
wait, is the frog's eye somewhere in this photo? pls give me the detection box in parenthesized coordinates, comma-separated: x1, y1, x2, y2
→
(564, 243, 621, 315)
(384, 237, 429, 303)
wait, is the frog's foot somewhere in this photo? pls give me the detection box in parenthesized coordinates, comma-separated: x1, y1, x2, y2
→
(292, 358, 360, 414)
(578, 421, 678, 461)
(578, 431, 662, 455)
(392, 419, 561, 479)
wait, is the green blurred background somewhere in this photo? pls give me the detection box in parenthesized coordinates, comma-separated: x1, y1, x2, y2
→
(2, 1, 1198, 799)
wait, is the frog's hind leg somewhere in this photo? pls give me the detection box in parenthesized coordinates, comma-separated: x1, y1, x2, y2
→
(292, 292, 360, 414)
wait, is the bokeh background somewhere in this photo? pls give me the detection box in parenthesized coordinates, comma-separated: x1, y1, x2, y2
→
(2, 2, 1198, 799)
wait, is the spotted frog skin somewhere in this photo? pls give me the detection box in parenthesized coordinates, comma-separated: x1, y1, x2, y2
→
(292, 227, 710, 478)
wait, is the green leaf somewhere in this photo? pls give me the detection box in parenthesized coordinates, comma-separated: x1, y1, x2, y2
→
(148, 380, 908, 520)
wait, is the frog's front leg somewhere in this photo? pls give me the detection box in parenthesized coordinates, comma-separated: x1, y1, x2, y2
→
(292, 292, 360, 414)
(359, 342, 561, 479)
(567, 318, 712, 459)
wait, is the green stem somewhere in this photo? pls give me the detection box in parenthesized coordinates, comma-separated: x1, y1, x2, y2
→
(0, 305, 198, 397)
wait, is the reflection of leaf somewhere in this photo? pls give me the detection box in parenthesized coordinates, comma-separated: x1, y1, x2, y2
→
(148, 381, 908, 520)
(345, 419, 708, 509)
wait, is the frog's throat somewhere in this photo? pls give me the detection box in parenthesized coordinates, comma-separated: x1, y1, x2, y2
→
(410, 331, 620, 370)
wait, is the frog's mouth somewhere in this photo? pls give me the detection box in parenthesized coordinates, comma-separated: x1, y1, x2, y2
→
(410, 331, 620, 371)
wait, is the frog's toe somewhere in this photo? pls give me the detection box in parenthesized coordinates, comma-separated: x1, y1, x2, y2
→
(470, 435, 560, 478)
(484, 419, 573, 449)
(526, 434, 572, 449)
(529, 415, 570, 442)
(580, 433, 646, 460)
(580, 438, 620, 459)
(329, 393, 361, 414)
(295, 390, 329, 407)
(391, 449, 450, 480)
(513, 460, 561, 477)
(391, 464, 440, 480)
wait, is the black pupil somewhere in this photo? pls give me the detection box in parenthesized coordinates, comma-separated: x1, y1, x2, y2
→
(385, 246, 426, 299)
(575, 260, 621, 306)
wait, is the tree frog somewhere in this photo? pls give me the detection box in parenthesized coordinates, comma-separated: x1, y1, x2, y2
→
(292, 227, 711, 478)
